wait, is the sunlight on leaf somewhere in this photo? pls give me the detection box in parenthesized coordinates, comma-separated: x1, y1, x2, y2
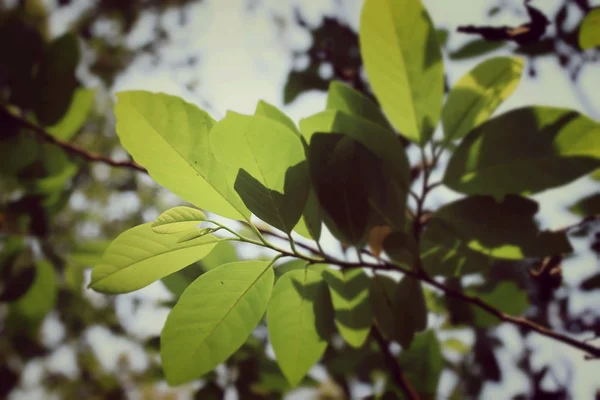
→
(579, 8, 600, 50)
(151, 206, 206, 234)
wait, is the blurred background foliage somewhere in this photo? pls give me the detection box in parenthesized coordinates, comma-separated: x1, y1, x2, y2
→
(0, 0, 599, 399)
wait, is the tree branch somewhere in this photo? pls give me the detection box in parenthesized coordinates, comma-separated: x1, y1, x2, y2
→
(1, 108, 147, 173)
(372, 327, 420, 400)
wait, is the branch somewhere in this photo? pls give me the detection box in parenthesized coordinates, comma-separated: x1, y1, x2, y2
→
(372, 327, 420, 400)
(1, 108, 147, 173)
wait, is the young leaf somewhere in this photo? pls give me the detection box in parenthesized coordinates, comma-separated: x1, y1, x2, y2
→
(151, 206, 206, 234)
(210, 112, 309, 233)
(326, 81, 393, 132)
(322, 268, 372, 348)
(267, 268, 334, 386)
(161, 261, 274, 385)
(428, 195, 572, 260)
(115, 91, 250, 220)
(255, 100, 300, 135)
(444, 106, 600, 197)
(359, 0, 444, 144)
(90, 223, 220, 293)
(579, 8, 600, 50)
(568, 193, 600, 216)
(442, 57, 524, 141)
(46, 88, 95, 140)
(398, 331, 443, 396)
(394, 276, 428, 348)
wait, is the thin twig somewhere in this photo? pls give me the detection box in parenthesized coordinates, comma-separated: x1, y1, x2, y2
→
(372, 327, 421, 400)
(1, 108, 147, 173)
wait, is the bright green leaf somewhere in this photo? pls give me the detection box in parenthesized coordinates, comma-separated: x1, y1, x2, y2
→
(255, 100, 300, 135)
(46, 88, 95, 140)
(359, 0, 444, 144)
(90, 223, 220, 293)
(151, 206, 206, 234)
(115, 91, 250, 220)
(427, 195, 572, 260)
(469, 281, 529, 327)
(444, 106, 600, 197)
(161, 261, 274, 385)
(442, 57, 523, 141)
(267, 269, 334, 386)
(579, 8, 600, 50)
(323, 268, 372, 348)
(568, 192, 600, 216)
(326, 81, 393, 132)
(210, 111, 309, 233)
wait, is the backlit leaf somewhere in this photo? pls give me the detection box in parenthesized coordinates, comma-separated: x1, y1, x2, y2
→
(255, 100, 300, 135)
(151, 206, 206, 234)
(359, 0, 444, 143)
(90, 223, 220, 293)
(161, 261, 274, 385)
(46, 88, 95, 140)
(11, 260, 57, 323)
(579, 8, 600, 50)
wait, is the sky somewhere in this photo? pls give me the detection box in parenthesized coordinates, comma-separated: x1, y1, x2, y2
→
(12, 0, 599, 399)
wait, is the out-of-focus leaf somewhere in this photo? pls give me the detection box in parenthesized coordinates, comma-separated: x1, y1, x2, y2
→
(161, 261, 273, 385)
(369, 225, 392, 258)
(382, 231, 417, 268)
(448, 39, 505, 60)
(151, 206, 206, 234)
(398, 330, 443, 396)
(323, 268, 371, 348)
(469, 281, 529, 327)
(394, 276, 428, 348)
(115, 91, 250, 220)
(443, 338, 471, 354)
(11, 260, 57, 323)
(267, 268, 334, 386)
(579, 8, 600, 50)
(70, 240, 111, 267)
(360, 0, 444, 144)
(444, 107, 600, 198)
(581, 274, 600, 291)
(568, 193, 600, 216)
(46, 88, 95, 140)
(284, 66, 329, 105)
(442, 57, 523, 141)
(90, 223, 220, 293)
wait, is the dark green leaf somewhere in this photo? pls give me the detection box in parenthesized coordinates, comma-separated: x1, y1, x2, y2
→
(394, 276, 428, 348)
(568, 193, 600, 216)
(468, 281, 529, 327)
(398, 330, 443, 397)
(581, 274, 600, 291)
(382, 231, 417, 268)
(449, 39, 505, 60)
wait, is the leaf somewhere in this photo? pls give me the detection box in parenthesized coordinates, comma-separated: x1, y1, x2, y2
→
(293, 187, 322, 241)
(115, 91, 250, 220)
(442, 57, 524, 141)
(398, 331, 443, 396)
(469, 282, 528, 327)
(581, 273, 600, 291)
(326, 81, 393, 132)
(90, 223, 220, 293)
(161, 261, 274, 385)
(444, 107, 600, 197)
(426, 195, 572, 260)
(359, 0, 444, 144)
(369, 226, 392, 258)
(382, 231, 418, 268)
(210, 111, 309, 233)
(579, 8, 600, 50)
(370, 275, 398, 341)
(284, 66, 329, 105)
(162, 241, 238, 298)
(255, 100, 300, 135)
(176, 228, 213, 243)
(11, 260, 57, 323)
(448, 39, 505, 60)
(568, 193, 600, 216)
(443, 338, 471, 354)
(322, 268, 372, 348)
(394, 276, 428, 348)
(267, 268, 334, 386)
(420, 219, 493, 277)
(46, 88, 95, 140)
(591, 169, 600, 181)
(151, 206, 206, 234)
(35, 33, 80, 126)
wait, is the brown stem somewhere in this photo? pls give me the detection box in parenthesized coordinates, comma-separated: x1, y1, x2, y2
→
(372, 327, 421, 400)
(1, 108, 147, 173)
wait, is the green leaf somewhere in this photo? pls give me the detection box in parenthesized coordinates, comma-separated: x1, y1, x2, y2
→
(326, 81, 392, 132)
(444, 106, 600, 197)
(284, 66, 329, 105)
(448, 39, 505, 60)
(579, 8, 600, 50)
(581, 274, 600, 291)
(151, 206, 206, 234)
(398, 331, 443, 396)
(267, 268, 334, 386)
(427, 195, 572, 260)
(394, 276, 428, 348)
(568, 193, 600, 216)
(383, 231, 417, 268)
(161, 261, 274, 385)
(11, 260, 57, 323)
(210, 111, 309, 233)
(35, 33, 80, 126)
(359, 0, 444, 144)
(322, 268, 372, 348)
(591, 169, 600, 181)
(70, 240, 111, 267)
(442, 57, 524, 141)
(293, 187, 322, 241)
(90, 223, 220, 293)
(115, 91, 250, 220)
(468, 281, 528, 327)
(443, 338, 471, 354)
(46, 88, 95, 140)
(162, 241, 238, 298)
(255, 100, 300, 135)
